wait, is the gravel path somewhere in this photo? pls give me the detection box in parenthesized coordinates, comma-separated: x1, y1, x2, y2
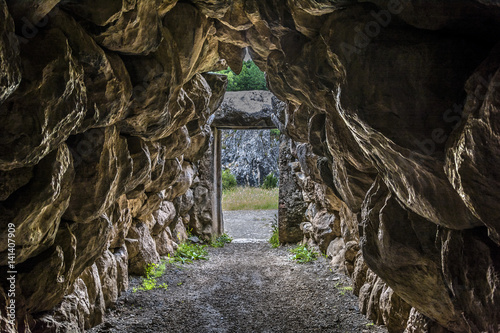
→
(223, 209, 277, 242)
(88, 211, 388, 333)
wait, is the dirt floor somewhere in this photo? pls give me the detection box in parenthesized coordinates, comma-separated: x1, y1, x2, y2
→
(88, 211, 388, 333)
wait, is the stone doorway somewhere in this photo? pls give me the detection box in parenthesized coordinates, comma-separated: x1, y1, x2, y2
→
(208, 91, 306, 244)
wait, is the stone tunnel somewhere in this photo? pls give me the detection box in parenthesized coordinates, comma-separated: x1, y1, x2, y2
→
(0, 1, 499, 332)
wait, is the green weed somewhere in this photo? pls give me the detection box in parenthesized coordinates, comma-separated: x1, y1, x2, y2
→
(210, 233, 233, 248)
(269, 214, 280, 248)
(132, 262, 168, 292)
(334, 282, 353, 295)
(289, 245, 318, 263)
(169, 242, 208, 264)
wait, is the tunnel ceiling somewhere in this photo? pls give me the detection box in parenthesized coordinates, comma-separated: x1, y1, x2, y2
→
(1, 0, 500, 332)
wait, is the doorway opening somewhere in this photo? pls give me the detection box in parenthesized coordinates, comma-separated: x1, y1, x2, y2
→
(220, 128, 280, 243)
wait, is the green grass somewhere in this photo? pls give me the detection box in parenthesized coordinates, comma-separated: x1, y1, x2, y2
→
(210, 233, 233, 248)
(289, 245, 318, 263)
(222, 186, 279, 211)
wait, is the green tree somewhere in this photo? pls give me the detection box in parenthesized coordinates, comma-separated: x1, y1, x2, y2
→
(216, 60, 267, 91)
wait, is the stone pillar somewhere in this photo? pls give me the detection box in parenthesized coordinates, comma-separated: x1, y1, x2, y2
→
(278, 135, 307, 243)
(212, 127, 223, 235)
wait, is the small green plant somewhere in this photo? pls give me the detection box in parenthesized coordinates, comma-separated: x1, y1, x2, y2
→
(169, 242, 208, 264)
(210, 233, 233, 248)
(222, 169, 237, 191)
(269, 214, 280, 248)
(262, 172, 278, 189)
(366, 322, 375, 327)
(289, 245, 318, 263)
(270, 129, 280, 139)
(132, 262, 168, 292)
(334, 282, 354, 295)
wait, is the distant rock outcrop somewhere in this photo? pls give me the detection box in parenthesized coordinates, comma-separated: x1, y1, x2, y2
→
(221, 128, 280, 187)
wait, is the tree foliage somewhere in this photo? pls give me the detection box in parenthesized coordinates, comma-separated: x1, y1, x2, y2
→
(222, 169, 237, 191)
(217, 60, 268, 91)
(262, 172, 278, 189)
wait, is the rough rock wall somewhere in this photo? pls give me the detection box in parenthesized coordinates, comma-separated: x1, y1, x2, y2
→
(0, 1, 226, 331)
(0, 1, 499, 332)
(221, 129, 280, 187)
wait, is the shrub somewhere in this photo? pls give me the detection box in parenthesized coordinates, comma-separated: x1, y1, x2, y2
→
(262, 172, 278, 189)
(222, 169, 237, 191)
(289, 245, 318, 263)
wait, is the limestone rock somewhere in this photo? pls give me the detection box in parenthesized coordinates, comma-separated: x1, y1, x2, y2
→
(174, 189, 195, 217)
(221, 129, 280, 187)
(445, 44, 500, 243)
(126, 223, 160, 275)
(154, 228, 177, 257)
(0, 0, 21, 104)
(90, 1, 162, 55)
(0, 145, 74, 265)
(6, 0, 60, 26)
(151, 200, 177, 235)
(64, 127, 133, 223)
(0, 25, 85, 169)
(171, 218, 189, 244)
(311, 209, 340, 253)
(0, 167, 33, 201)
(404, 308, 452, 333)
(380, 287, 412, 333)
(361, 178, 473, 332)
(145, 158, 182, 194)
(51, 11, 132, 131)
(70, 217, 112, 281)
(326, 237, 346, 273)
(278, 137, 307, 243)
(94, 250, 118, 308)
(163, 2, 219, 80)
(107, 195, 133, 249)
(183, 124, 212, 162)
(17, 222, 76, 313)
(213, 91, 277, 128)
(167, 162, 196, 201)
(33, 263, 106, 332)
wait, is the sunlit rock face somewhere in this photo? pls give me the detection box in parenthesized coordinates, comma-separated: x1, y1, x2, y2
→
(0, 1, 499, 332)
